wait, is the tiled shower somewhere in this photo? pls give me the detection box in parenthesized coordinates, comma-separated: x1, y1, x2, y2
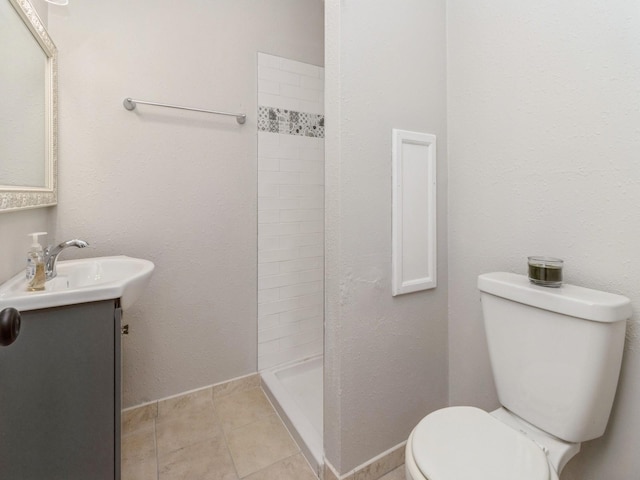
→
(256, 52, 325, 474)
(257, 53, 325, 370)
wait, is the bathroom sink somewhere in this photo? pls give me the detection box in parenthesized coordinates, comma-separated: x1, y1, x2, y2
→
(0, 256, 154, 311)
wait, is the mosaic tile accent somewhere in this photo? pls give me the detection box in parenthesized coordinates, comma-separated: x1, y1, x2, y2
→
(258, 106, 325, 138)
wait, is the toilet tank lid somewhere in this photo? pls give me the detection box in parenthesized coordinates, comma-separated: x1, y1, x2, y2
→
(478, 272, 631, 323)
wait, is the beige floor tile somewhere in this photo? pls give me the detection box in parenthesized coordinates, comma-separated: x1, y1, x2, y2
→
(226, 414, 299, 478)
(323, 464, 340, 480)
(121, 458, 158, 480)
(243, 453, 317, 480)
(213, 374, 260, 399)
(122, 425, 156, 467)
(214, 387, 276, 432)
(156, 406, 222, 456)
(378, 466, 405, 480)
(158, 437, 238, 480)
(122, 402, 158, 435)
(158, 387, 214, 419)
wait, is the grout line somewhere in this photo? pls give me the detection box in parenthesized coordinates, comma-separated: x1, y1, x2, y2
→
(212, 389, 241, 480)
(153, 417, 160, 480)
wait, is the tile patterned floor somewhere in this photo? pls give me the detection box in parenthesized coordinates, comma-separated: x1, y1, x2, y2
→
(121, 385, 404, 480)
(379, 467, 404, 480)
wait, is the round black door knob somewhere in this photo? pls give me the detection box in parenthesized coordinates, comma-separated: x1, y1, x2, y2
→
(0, 308, 21, 347)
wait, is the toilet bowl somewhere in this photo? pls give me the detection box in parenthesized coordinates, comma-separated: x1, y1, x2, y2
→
(404, 406, 580, 480)
(404, 272, 631, 480)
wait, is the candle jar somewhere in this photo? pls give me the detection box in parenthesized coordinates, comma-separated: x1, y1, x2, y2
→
(528, 256, 563, 287)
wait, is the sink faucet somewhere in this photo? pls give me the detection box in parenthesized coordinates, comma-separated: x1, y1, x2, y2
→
(44, 239, 90, 280)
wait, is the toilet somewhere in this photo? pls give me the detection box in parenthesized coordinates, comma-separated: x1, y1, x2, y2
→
(406, 272, 631, 480)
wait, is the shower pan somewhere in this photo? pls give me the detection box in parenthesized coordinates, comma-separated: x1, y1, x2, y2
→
(262, 355, 323, 473)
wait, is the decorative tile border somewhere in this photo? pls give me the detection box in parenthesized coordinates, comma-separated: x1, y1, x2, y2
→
(258, 105, 325, 138)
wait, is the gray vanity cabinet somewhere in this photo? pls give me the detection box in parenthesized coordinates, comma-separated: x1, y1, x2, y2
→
(0, 300, 121, 480)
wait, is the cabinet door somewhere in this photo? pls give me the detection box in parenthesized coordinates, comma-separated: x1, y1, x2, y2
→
(0, 301, 117, 480)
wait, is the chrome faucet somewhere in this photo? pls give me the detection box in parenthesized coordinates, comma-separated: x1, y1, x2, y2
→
(44, 239, 90, 280)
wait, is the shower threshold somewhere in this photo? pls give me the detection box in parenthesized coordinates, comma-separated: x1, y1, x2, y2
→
(261, 355, 323, 476)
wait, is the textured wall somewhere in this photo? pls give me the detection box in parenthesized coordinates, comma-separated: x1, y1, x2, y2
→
(447, 1, 640, 478)
(48, 0, 323, 407)
(324, 0, 448, 473)
(0, 209, 54, 283)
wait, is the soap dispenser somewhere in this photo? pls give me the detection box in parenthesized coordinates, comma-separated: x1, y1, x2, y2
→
(26, 232, 47, 291)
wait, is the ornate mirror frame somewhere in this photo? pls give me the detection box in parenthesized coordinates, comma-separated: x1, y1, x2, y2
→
(0, 0, 57, 212)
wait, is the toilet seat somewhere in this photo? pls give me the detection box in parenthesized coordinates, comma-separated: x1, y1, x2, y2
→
(410, 406, 551, 480)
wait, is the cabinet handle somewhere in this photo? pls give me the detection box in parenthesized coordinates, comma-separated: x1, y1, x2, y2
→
(0, 308, 21, 347)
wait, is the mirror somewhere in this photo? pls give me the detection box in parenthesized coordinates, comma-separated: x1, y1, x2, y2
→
(0, 0, 57, 212)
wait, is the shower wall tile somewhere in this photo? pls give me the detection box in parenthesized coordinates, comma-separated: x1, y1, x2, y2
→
(258, 338, 323, 371)
(258, 262, 280, 277)
(299, 171, 325, 185)
(279, 160, 322, 174)
(279, 185, 323, 198)
(278, 305, 323, 324)
(259, 314, 281, 332)
(259, 211, 280, 224)
(301, 75, 324, 90)
(279, 209, 324, 223)
(257, 292, 323, 317)
(299, 197, 324, 209)
(259, 171, 300, 186)
(257, 53, 324, 372)
(258, 288, 280, 304)
(259, 79, 280, 95)
(279, 280, 322, 300)
(260, 248, 301, 263)
(258, 272, 300, 290)
(258, 67, 301, 86)
(298, 269, 323, 283)
(258, 157, 280, 172)
(299, 221, 323, 233)
(280, 58, 320, 77)
(300, 244, 324, 258)
(279, 257, 322, 273)
(259, 223, 302, 236)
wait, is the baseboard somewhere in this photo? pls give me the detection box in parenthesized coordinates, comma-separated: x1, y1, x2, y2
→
(121, 372, 260, 433)
(323, 441, 406, 480)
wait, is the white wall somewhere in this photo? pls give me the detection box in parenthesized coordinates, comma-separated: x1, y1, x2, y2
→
(0, 0, 54, 284)
(257, 53, 325, 371)
(48, 0, 323, 407)
(325, 0, 448, 473)
(447, 1, 640, 478)
(0, 209, 54, 283)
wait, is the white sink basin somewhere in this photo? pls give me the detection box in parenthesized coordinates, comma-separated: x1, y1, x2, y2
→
(0, 256, 154, 312)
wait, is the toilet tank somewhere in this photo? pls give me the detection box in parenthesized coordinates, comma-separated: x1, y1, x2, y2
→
(478, 272, 631, 443)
